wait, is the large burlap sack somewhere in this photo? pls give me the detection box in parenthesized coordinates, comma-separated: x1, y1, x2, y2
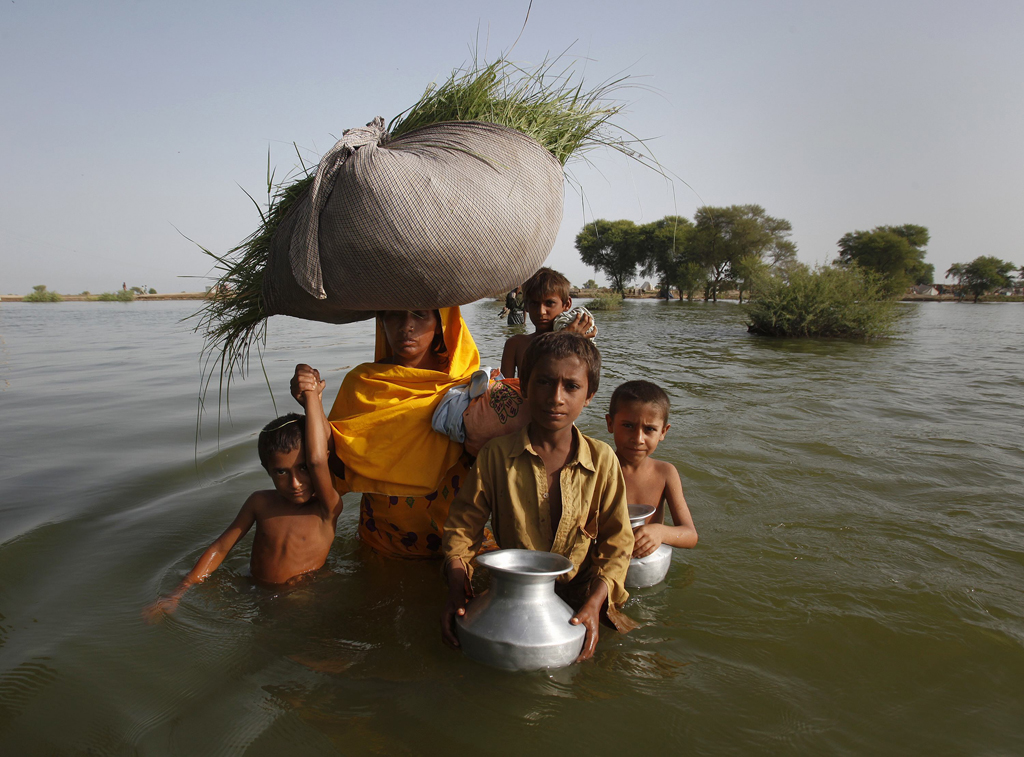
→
(262, 119, 564, 324)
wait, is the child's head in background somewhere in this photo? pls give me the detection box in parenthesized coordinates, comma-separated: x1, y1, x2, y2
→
(606, 380, 671, 463)
(521, 267, 572, 333)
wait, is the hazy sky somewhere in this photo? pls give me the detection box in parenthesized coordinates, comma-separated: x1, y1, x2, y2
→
(2, 0, 1021, 295)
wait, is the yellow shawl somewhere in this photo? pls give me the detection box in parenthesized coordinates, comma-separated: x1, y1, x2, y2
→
(327, 307, 479, 496)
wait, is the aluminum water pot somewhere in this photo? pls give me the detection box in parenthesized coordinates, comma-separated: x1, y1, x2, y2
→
(625, 504, 673, 588)
(456, 549, 586, 671)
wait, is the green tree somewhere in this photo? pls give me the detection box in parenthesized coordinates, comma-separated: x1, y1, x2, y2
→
(23, 284, 63, 303)
(686, 205, 795, 302)
(731, 254, 769, 304)
(637, 215, 697, 299)
(954, 256, 1018, 302)
(945, 262, 966, 301)
(575, 219, 644, 295)
(835, 224, 934, 293)
(674, 261, 706, 301)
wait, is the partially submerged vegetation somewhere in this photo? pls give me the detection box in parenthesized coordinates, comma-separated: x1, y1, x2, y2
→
(23, 285, 62, 302)
(746, 265, 900, 339)
(197, 54, 650, 391)
(586, 293, 623, 311)
(97, 290, 136, 302)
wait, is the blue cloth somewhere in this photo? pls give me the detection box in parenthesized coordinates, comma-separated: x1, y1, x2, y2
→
(431, 367, 494, 443)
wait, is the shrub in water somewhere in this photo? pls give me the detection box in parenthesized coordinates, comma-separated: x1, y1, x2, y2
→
(97, 290, 135, 302)
(586, 293, 623, 311)
(746, 265, 899, 338)
(23, 285, 62, 302)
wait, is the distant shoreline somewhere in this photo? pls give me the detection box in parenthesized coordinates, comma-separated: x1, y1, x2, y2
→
(3, 291, 1020, 304)
(0, 292, 210, 302)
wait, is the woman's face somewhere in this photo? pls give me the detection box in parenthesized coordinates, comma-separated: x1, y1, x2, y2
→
(380, 310, 441, 367)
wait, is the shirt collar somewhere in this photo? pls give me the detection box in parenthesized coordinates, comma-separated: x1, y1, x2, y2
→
(509, 424, 596, 473)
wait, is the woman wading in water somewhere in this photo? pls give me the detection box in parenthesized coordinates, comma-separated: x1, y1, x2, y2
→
(291, 307, 480, 558)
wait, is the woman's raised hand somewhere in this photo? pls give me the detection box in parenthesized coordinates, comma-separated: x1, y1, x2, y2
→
(290, 364, 325, 407)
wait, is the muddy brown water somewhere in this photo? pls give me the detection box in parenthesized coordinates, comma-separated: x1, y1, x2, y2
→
(0, 299, 1021, 754)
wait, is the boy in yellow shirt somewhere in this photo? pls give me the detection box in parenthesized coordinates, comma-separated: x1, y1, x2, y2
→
(442, 332, 634, 661)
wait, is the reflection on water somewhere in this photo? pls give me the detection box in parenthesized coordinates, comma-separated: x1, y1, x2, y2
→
(0, 299, 1022, 754)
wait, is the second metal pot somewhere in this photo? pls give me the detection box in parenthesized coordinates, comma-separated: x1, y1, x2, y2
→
(625, 504, 673, 588)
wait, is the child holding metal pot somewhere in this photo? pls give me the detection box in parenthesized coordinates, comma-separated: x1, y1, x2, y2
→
(441, 332, 636, 662)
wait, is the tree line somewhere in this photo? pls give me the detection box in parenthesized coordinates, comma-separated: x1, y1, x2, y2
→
(576, 210, 1021, 303)
(574, 205, 797, 302)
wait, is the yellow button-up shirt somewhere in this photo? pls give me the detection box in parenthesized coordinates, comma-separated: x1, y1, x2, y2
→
(443, 425, 634, 618)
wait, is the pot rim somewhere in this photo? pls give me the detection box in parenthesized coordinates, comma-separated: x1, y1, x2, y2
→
(474, 548, 575, 578)
(628, 503, 656, 528)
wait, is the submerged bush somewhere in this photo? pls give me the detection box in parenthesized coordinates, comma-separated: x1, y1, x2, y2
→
(586, 293, 623, 311)
(97, 290, 135, 302)
(23, 285, 62, 302)
(746, 266, 899, 338)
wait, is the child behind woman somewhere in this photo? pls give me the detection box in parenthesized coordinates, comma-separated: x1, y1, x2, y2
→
(606, 380, 698, 557)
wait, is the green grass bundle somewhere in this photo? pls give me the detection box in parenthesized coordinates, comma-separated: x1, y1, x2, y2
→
(745, 266, 900, 339)
(196, 55, 648, 391)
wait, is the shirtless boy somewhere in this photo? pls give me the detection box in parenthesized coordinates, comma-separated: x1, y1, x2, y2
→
(145, 374, 341, 619)
(606, 380, 698, 557)
(443, 332, 635, 661)
(500, 267, 594, 378)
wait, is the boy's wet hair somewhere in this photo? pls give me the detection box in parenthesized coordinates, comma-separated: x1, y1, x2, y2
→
(521, 267, 571, 305)
(609, 380, 671, 423)
(258, 413, 306, 468)
(520, 332, 601, 397)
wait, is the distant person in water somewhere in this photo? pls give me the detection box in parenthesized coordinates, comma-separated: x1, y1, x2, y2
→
(144, 382, 342, 621)
(503, 285, 526, 325)
(606, 380, 697, 556)
(500, 267, 594, 378)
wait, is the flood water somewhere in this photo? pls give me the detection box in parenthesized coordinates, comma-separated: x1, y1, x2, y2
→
(1, 298, 1022, 755)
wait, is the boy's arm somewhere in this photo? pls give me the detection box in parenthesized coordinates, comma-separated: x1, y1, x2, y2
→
(661, 464, 698, 547)
(302, 382, 342, 520)
(633, 464, 698, 556)
(570, 578, 609, 662)
(440, 455, 493, 649)
(588, 452, 635, 619)
(143, 495, 259, 622)
(569, 446, 636, 658)
(500, 336, 521, 378)
(294, 364, 347, 487)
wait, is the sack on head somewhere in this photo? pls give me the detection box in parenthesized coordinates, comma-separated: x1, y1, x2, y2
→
(263, 120, 564, 324)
